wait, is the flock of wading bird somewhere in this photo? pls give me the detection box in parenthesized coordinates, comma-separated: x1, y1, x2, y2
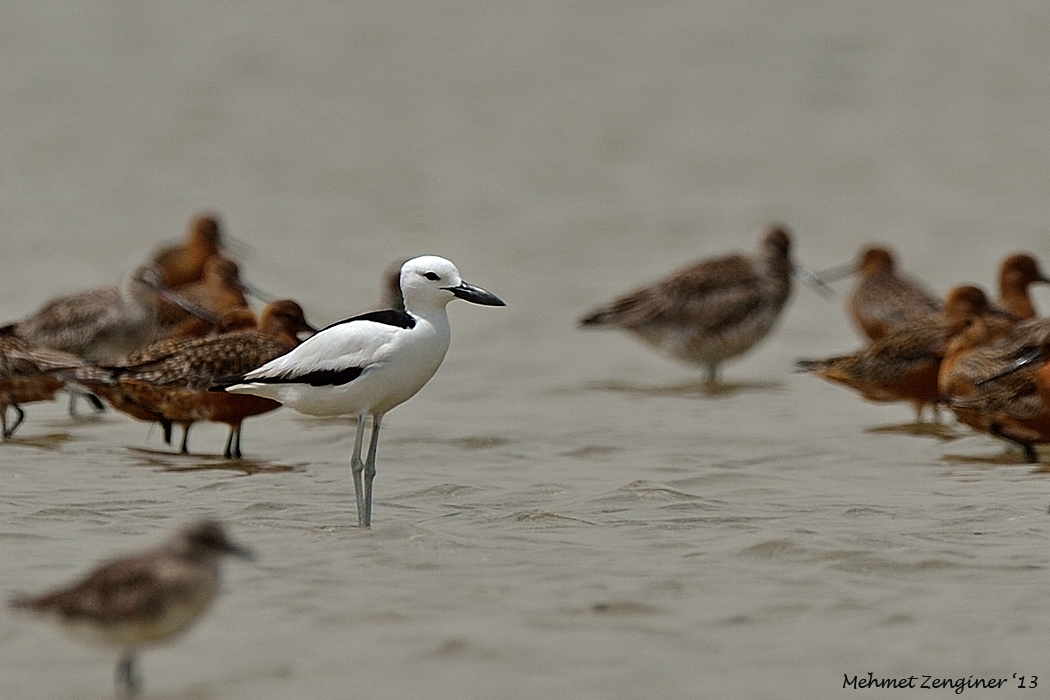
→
(6, 216, 1050, 694)
(6, 212, 508, 694)
(581, 225, 1050, 464)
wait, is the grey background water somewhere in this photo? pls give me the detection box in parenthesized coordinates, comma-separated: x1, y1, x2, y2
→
(3, 2, 1050, 698)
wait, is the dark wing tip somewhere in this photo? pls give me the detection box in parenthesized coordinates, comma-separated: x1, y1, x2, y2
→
(794, 359, 822, 373)
(208, 374, 246, 392)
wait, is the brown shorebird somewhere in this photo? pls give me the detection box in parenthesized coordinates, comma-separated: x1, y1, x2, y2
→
(939, 316, 1050, 461)
(0, 326, 85, 439)
(77, 300, 314, 458)
(995, 253, 1050, 320)
(579, 225, 795, 385)
(151, 214, 224, 289)
(820, 245, 942, 341)
(152, 256, 251, 341)
(796, 286, 1007, 422)
(70, 309, 261, 447)
(10, 520, 252, 696)
(13, 265, 213, 364)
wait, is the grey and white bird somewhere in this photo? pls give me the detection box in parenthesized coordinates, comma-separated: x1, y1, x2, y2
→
(14, 265, 215, 363)
(211, 255, 505, 527)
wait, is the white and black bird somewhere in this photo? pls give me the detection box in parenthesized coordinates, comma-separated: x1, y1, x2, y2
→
(211, 255, 505, 527)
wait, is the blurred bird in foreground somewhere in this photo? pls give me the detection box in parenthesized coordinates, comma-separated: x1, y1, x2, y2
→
(10, 520, 253, 696)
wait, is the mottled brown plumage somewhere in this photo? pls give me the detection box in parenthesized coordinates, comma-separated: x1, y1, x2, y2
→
(0, 326, 84, 439)
(939, 316, 1050, 460)
(844, 246, 942, 341)
(580, 225, 794, 384)
(10, 520, 252, 695)
(151, 214, 224, 289)
(13, 265, 208, 363)
(78, 301, 314, 458)
(797, 286, 999, 422)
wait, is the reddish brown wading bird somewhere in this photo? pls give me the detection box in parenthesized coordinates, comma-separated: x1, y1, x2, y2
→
(995, 253, 1050, 320)
(9, 520, 252, 696)
(152, 255, 251, 341)
(579, 225, 796, 386)
(819, 245, 942, 342)
(795, 286, 1009, 423)
(0, 326, 85, 439)
(151, 213, 224, 289)
(74, 300, 314, 458)
(940, 316, 1050, 461)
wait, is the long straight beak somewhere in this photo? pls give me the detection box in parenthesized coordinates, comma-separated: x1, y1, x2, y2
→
(157, 290, 221, 325)
(794, 265, 836, 300)
(812, 260, 858, 284)
(447, 281, 506, 306)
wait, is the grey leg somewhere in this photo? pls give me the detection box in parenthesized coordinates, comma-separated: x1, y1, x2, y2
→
(116, 651, 140, 696)
(349, 414, 368, 526)
(362, 413, 384, 527)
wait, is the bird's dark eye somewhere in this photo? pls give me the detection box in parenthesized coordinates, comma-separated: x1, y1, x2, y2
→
(424, 272, 440, 281)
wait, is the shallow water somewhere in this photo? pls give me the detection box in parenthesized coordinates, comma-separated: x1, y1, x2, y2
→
(4, 2, 1050, 698)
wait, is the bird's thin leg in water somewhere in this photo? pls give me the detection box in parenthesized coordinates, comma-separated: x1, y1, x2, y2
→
(350, 414, 368, 526)
(990, 423, 1039, 463)
(116, 651, 140, 696)
(179, 424, 192, 454)
(362, 413, 384, 527)
(223, 424, 242, 459)
(2, 404, 25, 439)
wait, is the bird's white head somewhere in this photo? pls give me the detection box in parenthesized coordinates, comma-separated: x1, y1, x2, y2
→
(399, 256, 505, 311)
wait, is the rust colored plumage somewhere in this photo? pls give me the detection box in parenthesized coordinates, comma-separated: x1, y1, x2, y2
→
(151, 214, 224, 289)
(797, 286, 1002, 422)
(995, 253, 1050, 320)
(153, 255, 251, 340)
(844, 246, 942, 341)
(939, 316, 1050, 460)
(579, 225, 794, 384)
(0, 326, 84, 439)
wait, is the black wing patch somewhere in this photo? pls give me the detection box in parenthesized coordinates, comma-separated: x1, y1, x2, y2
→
(321, 309, 415, 332)
(210, 366, 364, 390)
(251, 366, 364, 387)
